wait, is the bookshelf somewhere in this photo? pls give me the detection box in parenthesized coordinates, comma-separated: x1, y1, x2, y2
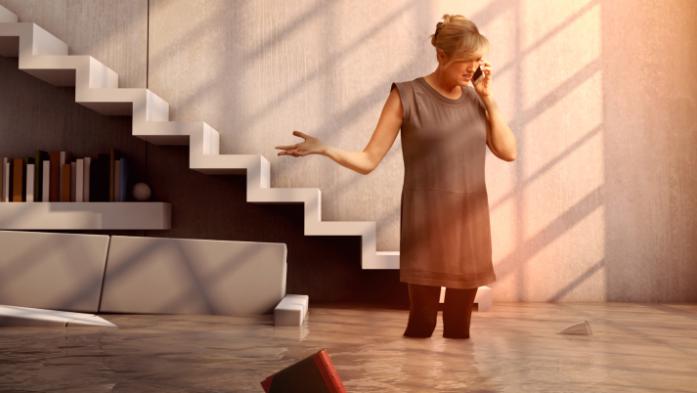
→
(0, 202, 171, 230)
(1, 148, 172, 230)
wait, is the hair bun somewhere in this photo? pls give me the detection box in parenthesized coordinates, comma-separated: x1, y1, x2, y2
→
(431, 13, 487, 52)
(435, 22, 443, 34)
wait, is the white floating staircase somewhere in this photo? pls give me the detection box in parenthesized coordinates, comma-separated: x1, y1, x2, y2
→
(0, 5, 492, 311)
(0, 4, 397, 270)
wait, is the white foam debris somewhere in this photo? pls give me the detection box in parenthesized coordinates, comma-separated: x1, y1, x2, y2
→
(0, 305, 116, 327)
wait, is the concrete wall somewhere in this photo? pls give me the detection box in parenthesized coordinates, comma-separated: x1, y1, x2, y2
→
(1, 0, 696, 302)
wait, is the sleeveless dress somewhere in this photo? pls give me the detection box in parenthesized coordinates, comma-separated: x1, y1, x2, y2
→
(391, 77, 497, 289)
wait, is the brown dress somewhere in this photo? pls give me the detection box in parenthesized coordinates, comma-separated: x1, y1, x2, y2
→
(391, 77, 496, 289)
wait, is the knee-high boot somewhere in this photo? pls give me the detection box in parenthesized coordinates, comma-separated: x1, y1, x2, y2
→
(403, 283, 440, 338)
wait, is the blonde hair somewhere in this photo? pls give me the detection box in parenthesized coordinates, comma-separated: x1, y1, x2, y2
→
(430, 14, 489, 61)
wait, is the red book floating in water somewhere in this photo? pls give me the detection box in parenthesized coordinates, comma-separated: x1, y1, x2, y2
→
(261, 349, 347, 393)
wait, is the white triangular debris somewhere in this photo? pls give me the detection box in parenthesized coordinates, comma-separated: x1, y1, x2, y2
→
(560, 320, 592, 335)
(0, 305, 116, 327)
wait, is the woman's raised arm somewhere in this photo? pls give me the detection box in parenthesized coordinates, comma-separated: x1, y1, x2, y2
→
(275, 87, 403, 175)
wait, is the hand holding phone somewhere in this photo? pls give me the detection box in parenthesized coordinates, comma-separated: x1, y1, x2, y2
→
(471, 66, 483, 86)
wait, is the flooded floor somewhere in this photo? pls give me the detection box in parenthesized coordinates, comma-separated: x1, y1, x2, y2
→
(1, 303, 697, 392)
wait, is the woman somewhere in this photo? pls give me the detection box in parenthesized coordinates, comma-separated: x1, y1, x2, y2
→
(276, 14, 516, 338)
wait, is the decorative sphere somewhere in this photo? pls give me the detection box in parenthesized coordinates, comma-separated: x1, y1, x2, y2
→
(132, 182, 152, 201)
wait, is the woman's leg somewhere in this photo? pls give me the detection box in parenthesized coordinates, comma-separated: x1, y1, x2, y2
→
(403, 283, 440, 338)
(442, 286, 478, 338)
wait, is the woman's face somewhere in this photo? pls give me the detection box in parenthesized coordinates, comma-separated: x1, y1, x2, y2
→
(438, 48, 486, 86)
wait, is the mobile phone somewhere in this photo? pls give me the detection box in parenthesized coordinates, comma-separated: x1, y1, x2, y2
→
(471, 66, 483, 85)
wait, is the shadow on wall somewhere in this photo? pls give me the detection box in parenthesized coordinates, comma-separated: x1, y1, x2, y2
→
(4, 0, 697, 304)
(479, 0, 697, 302)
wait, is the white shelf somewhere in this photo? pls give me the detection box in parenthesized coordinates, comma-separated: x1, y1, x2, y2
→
(0, 202, 171, 230)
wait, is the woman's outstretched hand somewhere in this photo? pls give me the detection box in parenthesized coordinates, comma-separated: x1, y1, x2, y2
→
(275, 130, 325, 157)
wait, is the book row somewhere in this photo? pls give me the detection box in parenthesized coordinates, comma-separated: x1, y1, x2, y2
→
(0, 149, 130, 203)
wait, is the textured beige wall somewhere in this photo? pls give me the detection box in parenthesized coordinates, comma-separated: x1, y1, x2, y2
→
(149, 0, 697, 302)
(601, 0, 697, 302)
(3, 0, 696, 302)
(148, 0, 431, 253)
(0, 0, 147, 87)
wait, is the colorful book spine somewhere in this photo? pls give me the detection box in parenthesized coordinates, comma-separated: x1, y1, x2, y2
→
(75, 158, 84, 202)
(26, 162, 35, 202)
(58, 151, 70, 202)
(0, 157, 5, 202)
(49, 151, 60, 201)
(1, 150, 139, 204)
(12, 158, 24, 202)
(4, 158, 12, 202)
(90, 153, 110, 202)
(60, 163, 71, 202)
(70, 161, 76, 202)
(83, 157, 91, 202)
(42, 160, 50, 202)
(109, 148, 116, 201)
(34, 150, 49, 202)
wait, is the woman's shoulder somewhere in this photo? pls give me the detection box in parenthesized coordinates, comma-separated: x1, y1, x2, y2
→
(391, 78, 418, 89)
(392, 77, 431, 101)
(390, 78, 423, 120)
(390, 79, 419, 99)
